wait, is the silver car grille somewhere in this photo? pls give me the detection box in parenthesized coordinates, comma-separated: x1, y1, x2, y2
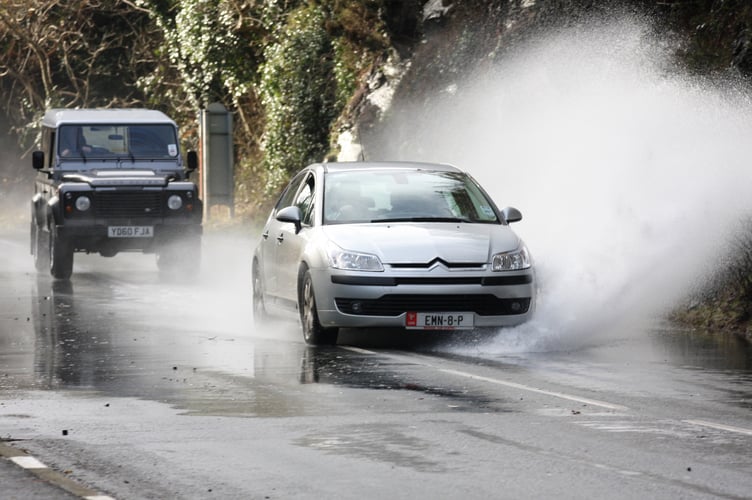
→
(335, 295, 531, 317)
(389, 258, 485, 269)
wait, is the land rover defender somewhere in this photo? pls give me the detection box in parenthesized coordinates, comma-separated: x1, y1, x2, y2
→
(31, 108, 203, 279)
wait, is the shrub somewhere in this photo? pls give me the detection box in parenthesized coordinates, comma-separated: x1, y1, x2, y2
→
(259, 5, 338, 193)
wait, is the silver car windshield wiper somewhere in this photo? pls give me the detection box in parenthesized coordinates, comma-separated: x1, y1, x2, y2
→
(373, 217, 474, 223)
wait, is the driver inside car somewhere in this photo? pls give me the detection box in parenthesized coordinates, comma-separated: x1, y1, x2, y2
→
(59, 126, 92, 157)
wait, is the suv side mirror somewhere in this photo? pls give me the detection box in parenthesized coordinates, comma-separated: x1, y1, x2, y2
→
(32, 151, 44, 170)
(186, 151, 198, 171)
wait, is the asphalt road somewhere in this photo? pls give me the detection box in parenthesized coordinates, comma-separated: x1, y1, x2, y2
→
(1, 228, 751, 499)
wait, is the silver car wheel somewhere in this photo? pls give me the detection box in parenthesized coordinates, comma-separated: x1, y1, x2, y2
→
(252, 261, 267, 322)
(299, 270, 338, 345)
(301, 274, 316, 341)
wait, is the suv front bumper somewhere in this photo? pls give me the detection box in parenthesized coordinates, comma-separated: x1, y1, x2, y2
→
(56, 218, 201, 253)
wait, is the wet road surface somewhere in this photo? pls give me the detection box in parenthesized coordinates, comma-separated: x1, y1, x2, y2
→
(1, 228, 752, 499)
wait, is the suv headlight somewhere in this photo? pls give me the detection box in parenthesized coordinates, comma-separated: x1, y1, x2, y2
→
(167, 194, 183, 210)
(75, 195, 91, 212)
(491, 245, 531, 271)
(327, 241, 383, 271)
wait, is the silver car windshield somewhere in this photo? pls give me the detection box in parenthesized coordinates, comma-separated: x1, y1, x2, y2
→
(58, 124, 179, 160)
(324, 170, 500, 225)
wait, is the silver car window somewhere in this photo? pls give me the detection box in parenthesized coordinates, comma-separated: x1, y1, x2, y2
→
(294, 175, 315, 226)
(324, 170, 499, 224)
(274, 170, 308, 212)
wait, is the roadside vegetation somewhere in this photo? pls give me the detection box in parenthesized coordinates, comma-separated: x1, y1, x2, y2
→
(671, 225, 752, 342)
(0, 0, 418, 219)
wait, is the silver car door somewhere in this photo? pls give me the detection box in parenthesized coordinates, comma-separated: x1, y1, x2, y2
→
(262, 171, 306, 299)
(274, 173, 316, 304)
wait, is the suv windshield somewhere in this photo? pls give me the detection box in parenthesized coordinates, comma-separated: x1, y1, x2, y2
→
(324, 170, 500, 225)
(58, 124, 178, 160)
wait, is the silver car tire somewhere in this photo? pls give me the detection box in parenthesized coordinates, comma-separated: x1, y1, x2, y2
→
(299, 269, 338, 345)
(252, 260, 268, 323)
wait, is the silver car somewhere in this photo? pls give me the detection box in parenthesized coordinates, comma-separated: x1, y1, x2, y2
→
(252, 161, 535, 344)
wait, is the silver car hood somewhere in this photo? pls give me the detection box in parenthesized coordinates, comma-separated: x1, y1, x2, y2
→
(322, 223, 520, 265)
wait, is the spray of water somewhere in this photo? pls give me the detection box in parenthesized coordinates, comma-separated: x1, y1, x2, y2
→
(381, 16, 752, 351)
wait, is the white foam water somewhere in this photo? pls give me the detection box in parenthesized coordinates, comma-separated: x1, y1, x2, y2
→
(383, 16, 752, 351)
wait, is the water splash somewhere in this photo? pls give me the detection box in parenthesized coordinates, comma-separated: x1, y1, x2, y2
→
(381, 16, 752, 351)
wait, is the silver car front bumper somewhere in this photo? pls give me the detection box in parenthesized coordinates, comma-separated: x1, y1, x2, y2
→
(310, 267, 536, 329)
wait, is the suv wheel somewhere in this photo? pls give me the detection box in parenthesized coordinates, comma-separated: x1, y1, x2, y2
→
(49, 226, 73, 280)
(32, 222, 50, 272)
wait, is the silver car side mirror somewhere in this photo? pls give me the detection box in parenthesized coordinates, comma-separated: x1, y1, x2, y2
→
(276, 205, 303, 233)
(501, 206, 522, 223)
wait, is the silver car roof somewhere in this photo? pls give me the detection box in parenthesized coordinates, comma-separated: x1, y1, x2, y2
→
(319, 161, 461, 174)
(42, 108, 176, 128)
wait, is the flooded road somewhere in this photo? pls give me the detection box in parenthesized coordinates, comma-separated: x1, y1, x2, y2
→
(1, 229, 751, 499)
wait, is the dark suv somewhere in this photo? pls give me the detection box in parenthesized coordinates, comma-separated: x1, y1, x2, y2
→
(31, 108, 203, 279)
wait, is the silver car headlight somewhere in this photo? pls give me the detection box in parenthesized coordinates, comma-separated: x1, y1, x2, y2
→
(327, 242, 384, 271)
(491, 245, 531, 271)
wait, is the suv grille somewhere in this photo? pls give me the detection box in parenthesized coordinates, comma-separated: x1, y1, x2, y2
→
(335, 295, 531, 316)
(94, 191, 163, 218)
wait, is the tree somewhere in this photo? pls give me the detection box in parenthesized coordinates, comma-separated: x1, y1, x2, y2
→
(0, 0, 159, 148)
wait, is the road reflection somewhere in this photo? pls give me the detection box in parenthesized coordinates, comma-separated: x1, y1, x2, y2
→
(297, 345, 508, 411)
(19, 268, 752, 417)
(25, 276, 506, 417)
(650, 326, 752, 371)
(650, 326, 752, 409)
(32, 277, 119, 389)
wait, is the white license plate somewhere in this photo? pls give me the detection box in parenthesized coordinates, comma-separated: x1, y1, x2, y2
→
(108, 226, 153, 238)
(405, 312, 474, 330)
